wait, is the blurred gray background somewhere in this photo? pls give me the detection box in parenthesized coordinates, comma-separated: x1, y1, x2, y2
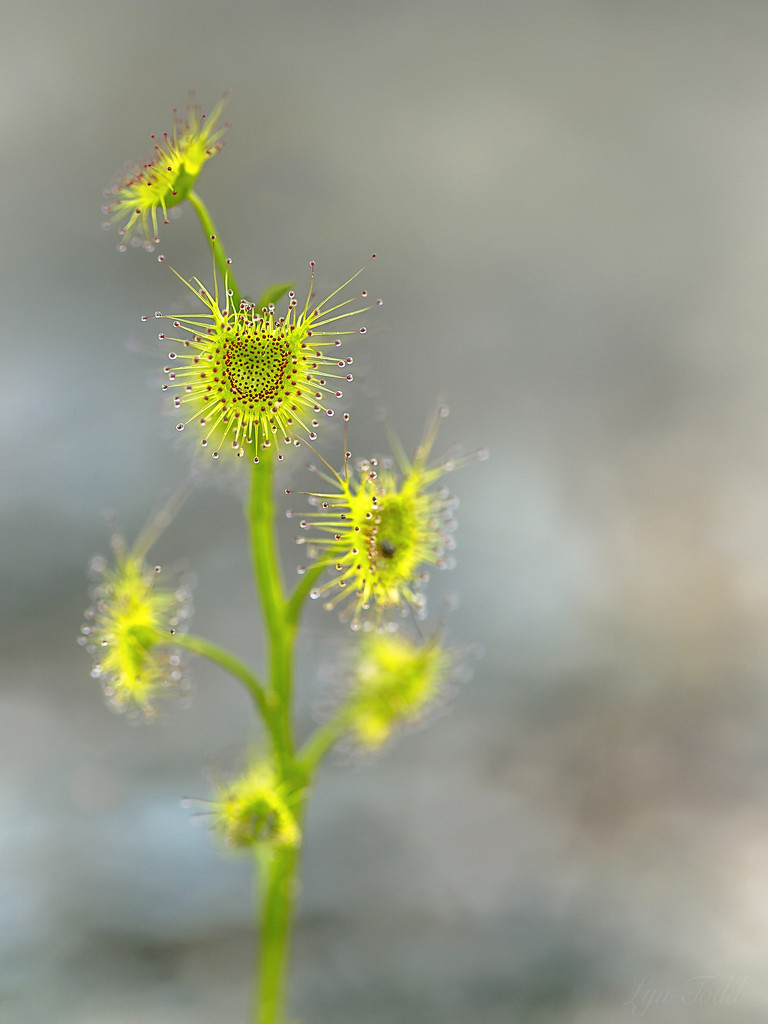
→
(4, 0, 768, 1021)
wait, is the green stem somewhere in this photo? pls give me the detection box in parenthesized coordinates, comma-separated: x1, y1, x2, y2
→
(246, 446, 309, 1024)
(249, 448, 294, 761)
(286, 560, 327, 627)
(163, 631, 266, 710)
(163, 631, 289, 755)
(248, 446, 296, 773)
(253, 816, 304, 1024)
(187, 190, 241, 307)
(249, 446, 287, 637)
(177, 204, 320, 1021)
(297, 706, 353, 776)
(156, 184, 321, 1023)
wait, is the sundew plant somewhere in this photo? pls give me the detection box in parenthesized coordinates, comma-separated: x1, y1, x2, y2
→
(82, 96, 486, 1024)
